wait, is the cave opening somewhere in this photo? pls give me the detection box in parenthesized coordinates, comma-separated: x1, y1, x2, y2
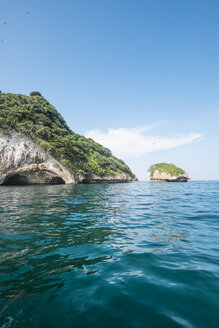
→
(2, 170, 65, 185)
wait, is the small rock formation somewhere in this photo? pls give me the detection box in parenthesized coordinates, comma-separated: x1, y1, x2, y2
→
(148, 163, 191, 182)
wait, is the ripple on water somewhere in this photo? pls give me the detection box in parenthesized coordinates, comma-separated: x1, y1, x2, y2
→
(0, 181, 219, 327)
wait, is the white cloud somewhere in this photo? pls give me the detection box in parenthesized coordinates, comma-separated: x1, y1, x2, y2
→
(85, 125, 203, 159)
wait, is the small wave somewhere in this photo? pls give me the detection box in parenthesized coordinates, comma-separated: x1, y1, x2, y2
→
(0, 317, 13, 328)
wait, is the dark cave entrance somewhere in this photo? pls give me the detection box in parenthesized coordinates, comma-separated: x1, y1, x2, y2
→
(2, 170, 65, 186)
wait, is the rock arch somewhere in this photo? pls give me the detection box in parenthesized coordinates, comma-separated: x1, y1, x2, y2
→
(2, 170, 65, 185)
(0, 128, 77, 185)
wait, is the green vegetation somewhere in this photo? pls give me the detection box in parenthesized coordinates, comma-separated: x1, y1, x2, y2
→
(0, 93, 135, 178)
(30, 91, 42, 97)
(148, 163, 185, 177)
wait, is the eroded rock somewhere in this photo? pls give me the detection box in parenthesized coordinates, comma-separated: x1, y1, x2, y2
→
(148, 163, 191, 182)
(150, 169, 191, 182)
(0, 126, 134, 185)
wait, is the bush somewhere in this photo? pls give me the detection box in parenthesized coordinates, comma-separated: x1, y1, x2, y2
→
(30, 91, 42, 97)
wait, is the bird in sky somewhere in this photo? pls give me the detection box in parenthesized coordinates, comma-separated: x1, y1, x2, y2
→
(3, 22, 7, 25)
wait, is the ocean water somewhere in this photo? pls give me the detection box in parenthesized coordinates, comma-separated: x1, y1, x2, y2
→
(0, 181, 218, 328)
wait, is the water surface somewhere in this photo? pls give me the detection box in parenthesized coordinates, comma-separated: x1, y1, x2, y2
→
(0, 181, 218, 327)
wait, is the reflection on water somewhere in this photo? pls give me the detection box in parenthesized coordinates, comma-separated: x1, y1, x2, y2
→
(0, 182, 219, 327)
(0, 185, 119, 302)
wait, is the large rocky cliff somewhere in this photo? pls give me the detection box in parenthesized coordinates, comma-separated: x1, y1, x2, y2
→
(0, 126, 75, 184)
(0, 93, 136, 185)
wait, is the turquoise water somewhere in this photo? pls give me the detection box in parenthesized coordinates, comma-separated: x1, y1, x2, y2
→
(0, 181, 218, 328)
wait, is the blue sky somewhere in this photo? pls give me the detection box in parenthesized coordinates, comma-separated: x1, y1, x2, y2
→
(1, 0, 219, 180)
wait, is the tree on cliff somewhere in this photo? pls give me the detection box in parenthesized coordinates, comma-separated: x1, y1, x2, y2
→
(30, 91, 42, 97)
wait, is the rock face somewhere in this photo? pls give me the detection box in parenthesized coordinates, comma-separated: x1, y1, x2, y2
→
(148, 163, 191, 182)
(0, 126, 135, 185)
(150, 169, 190, 182)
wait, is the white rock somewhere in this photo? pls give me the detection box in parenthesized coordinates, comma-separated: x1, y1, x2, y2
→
(151, 169, 190, 182)
(0, 126, 134, 185)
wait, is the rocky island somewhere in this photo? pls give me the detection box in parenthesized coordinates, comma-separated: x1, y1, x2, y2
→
(0, 92, 137, 185)
(148, 163, 190, 182)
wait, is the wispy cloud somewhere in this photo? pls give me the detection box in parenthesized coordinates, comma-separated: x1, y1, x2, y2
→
(85, 124, 203, 159)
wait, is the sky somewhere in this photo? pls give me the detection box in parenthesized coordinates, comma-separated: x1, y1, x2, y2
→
(1, 0, 219, 180)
